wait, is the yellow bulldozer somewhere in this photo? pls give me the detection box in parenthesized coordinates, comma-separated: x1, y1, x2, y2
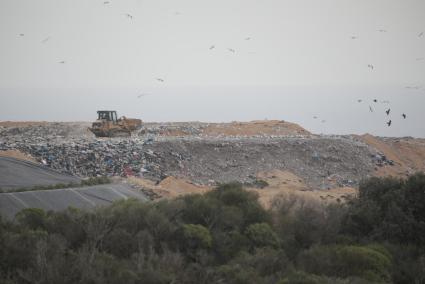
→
(89, 110, 142, 137)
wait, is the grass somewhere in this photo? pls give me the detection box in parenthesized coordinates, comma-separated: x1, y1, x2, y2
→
(0, 176, 111, 193)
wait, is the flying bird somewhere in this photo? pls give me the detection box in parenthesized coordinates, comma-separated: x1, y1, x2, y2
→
(357, 99, 362, 103)
(137, 94, 149, 98)
(156, 78, 164, 82)
(367, 64, 374, 70)
(405, 86, 420, 90)
(41, 36, 50, 44)
(387, 120, 392, 127)
(227, 48, 235, 53)
(369, 106, 374, 112)
(373, 99, 378, 103)
(58, 61, 65, 64)
(245, 37, 251, 40)
(19, 33, 24, 37)
(209, 45, 215, 50)
(313, 116, 318, 119)
(351, 36, 358, 39)
(125, 13, 133, 19)
(402, 113, 407, 119)
(377, 29, 387, 33)
(419, 32, 424, 37)
(385, 108, 391, 115)
(103, 1, 110, 4)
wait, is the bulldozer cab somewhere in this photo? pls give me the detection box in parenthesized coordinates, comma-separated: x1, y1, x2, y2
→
(97, 111, 118, 124)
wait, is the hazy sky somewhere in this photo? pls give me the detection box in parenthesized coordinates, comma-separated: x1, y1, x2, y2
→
(0, 0, 424, 136)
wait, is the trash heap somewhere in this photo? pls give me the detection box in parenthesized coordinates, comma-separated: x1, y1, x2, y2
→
(0, 122, 398, 189)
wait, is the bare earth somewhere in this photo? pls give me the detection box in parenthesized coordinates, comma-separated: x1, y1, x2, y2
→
(358, 134, 425, 177)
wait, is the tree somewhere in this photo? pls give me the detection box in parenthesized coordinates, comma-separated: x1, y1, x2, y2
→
(245, 223, 280, 250)
(297, 245, 392, 282)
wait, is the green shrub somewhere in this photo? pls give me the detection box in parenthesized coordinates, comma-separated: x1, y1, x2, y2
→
(245, 223, 280, 249)
(16, 208, 47, 230)
(297, 245, 392, 282)
(181, 224, 212, 250)
(343, 173, 425, 245)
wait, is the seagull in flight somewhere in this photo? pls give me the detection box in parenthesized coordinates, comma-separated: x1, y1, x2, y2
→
(245, 37, 251, 40)
(209, 45, 215, 50)
(367, 64, 374, 70)
(227, 48, 235, 53)
(357, 99, 362, 103)
(419, 32, 424, 37)
(137, 94, 149, 98)
(351, 36, 358, 39)
(156, 78, 164, 82)
(402, 113, 407, 119)
(377, 29, 387, 33)
(369, 106, 374, 112)
(405, 86, 421, 90)
(373, 99, 378, 103)
(59, 61, 65, 64)
(385, 108, 391, 115)
(19, 33, 24, 37)
(103, 1, 110, 4)
(41, 36, 51, 44)
(125, 13, 133, 19)
(387, 120, 392, 127)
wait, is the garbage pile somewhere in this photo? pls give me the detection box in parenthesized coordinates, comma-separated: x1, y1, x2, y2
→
(0, 122, 396, 189)
(139, 123, 205, 136)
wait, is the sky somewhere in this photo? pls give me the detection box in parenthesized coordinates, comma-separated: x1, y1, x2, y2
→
(0, 0, 424, 137)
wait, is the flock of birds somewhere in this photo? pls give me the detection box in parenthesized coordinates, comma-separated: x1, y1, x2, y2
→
(359, 98, 407, 127)
(311, 98, 407, 127)
(350, 30, 424, 127)
(16, 2, 424, 130)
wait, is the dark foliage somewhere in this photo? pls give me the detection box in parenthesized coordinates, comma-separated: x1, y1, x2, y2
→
(1, 174, 425, 283)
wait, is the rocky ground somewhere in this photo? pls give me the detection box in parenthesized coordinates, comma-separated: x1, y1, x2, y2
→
(1, 120, 424, 202)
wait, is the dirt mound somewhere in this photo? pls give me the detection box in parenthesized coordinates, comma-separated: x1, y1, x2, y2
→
(129, 171, 356, 208)
(245, 170, 356, 208)
(358, 134, 425, 177)
(140, 120, 310, 138)
(128, 176, 210, 199)
(202, 120, 310, 137)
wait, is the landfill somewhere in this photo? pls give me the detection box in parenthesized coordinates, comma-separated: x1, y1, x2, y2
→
(0, 121, 399, 190)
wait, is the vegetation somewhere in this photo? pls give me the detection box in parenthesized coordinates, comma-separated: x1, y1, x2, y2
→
(0, 176, 111, 193)
(1, 174, 425, 283)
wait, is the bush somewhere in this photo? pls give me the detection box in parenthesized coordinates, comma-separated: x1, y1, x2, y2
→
(16, 208, 47, 230)
(181, 224, 212, 250)
(2, 179, 425, 283)
(245, 223, 280, 249)
(343, 173, 425, 245)
(297, 245, 392, 282)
